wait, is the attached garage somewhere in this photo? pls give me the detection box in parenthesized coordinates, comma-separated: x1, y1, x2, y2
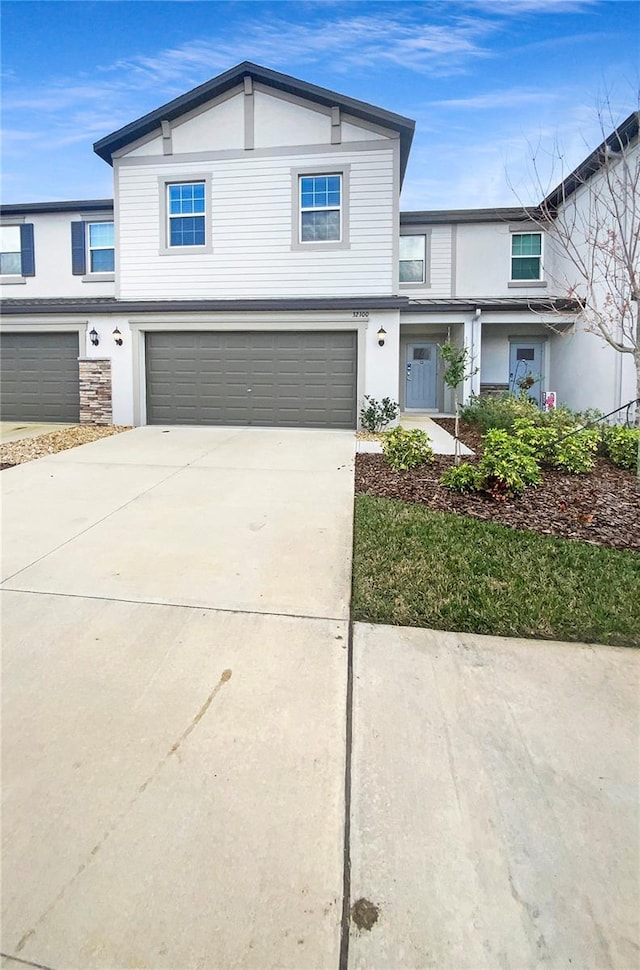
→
(145, 331, 357, 429)
(0, 332, 80, 422)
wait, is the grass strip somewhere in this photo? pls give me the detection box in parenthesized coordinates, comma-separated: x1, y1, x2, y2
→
(352, 494, 640, 647)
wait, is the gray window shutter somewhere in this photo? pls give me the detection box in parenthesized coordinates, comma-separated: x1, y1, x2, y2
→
(71, 221, 86, 275)
(20, 224, 35, 276)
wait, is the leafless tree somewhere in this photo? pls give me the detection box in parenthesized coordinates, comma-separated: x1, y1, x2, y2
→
(522, 108, 640, 423)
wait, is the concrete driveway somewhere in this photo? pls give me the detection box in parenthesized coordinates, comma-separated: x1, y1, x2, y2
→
(2, 426, 638, 970)
(1, 426, 354, 970)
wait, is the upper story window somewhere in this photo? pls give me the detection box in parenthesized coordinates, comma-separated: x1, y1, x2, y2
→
(399, 228, 431, 287)
(0, 223, 35, 281)
(511, 232, 542, 281)
(300, 175, 342, 242)
(71, 217, 113, 279)
(0, 225, 22, 275)
(399, 235, 426, 283)
(88, 222, 114, 273)
(168, 182, 206, 247)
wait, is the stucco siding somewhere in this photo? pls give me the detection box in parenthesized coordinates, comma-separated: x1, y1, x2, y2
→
(455, 222, 559, 298)
(171, 91, 245, 153)
(116, 147, 395, 299)
(253, 88, 331, 148)
(0, 211, 115, 300)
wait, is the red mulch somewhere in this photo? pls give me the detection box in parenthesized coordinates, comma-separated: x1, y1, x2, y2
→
(355, 419, 640, 553)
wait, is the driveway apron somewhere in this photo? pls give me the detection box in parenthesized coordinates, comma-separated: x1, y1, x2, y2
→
(1, 426, 354, 970)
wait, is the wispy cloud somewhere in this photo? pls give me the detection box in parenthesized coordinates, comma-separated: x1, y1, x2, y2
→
(100, 11, 497, 88)
(431, 88, 560, 110)
(466, 0, 597, 14)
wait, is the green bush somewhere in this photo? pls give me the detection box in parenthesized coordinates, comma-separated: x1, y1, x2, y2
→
(383, 427, 434, 472)
(602, 425, 639, 471)
(439, 462, 483, 493)
(359, 395, 399, 433)
(553, 429, 599, 473)
(479, 429, 541, 496)
(460, 393, 540, 433)
(513, 418, 599, 473)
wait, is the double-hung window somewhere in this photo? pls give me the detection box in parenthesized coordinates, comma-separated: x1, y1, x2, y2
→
(300, 174, 342, 242)
(400, 235, 426, 283)
(168, 182, 206, 247)
(71, 216, 114, 278)
(511, 232, 542, 281)
(0, 226, 22, 276)
(0, 223, 35, 280)
(88, 222, 114, 273)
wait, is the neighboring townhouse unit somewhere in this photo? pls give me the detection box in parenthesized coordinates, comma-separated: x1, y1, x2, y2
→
(1, 62, 637, 428)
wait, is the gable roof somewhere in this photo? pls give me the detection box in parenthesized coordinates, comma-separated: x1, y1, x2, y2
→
(543, 110, 639, 210)
(93, 61, 415, 183)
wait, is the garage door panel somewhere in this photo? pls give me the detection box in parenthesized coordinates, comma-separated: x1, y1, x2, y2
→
(146, 331, 356, 429)
(0, 333, 80, 422)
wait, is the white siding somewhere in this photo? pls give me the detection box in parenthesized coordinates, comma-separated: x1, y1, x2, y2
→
(0, 211, 115, 300)
(399, 225, 452, 298)
(117, 147, 395, 299)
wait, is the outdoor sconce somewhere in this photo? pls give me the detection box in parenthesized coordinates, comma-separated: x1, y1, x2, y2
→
(89, 327, 99, 347)
(377, 326, 387, 347)
(113, 327, 123, 346)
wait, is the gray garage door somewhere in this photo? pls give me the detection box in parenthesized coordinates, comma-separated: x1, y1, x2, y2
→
(0, 332, 80, 422)
(146, 331, 357, 429)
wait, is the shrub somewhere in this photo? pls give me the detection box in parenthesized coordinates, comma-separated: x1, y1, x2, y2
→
(512, 418, 557, 462)
(602, 425, 639, 471)
(460, 393, 540, 433)
(552, 428, 599, 473)
(440, 463, 483, 493)
(383, 427, 434, 472)
(513, 418, 599, 473)
(360, 395, 399, 433)
(479, 429, 541, 496)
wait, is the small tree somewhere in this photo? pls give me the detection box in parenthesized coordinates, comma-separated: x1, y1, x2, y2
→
(520, 106, 640, 426)
(439, 342, 477, 465)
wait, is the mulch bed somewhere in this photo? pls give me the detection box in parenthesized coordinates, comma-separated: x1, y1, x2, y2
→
(355, 419, 640, 552)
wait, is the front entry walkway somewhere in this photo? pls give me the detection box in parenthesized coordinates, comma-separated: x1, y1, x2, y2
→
(356, 414, 473, 456)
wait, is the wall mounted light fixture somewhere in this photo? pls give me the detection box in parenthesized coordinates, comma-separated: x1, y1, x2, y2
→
(89, 327, 99, 347)
(113, 327, 123, 346)
(377, 326, 387, 347)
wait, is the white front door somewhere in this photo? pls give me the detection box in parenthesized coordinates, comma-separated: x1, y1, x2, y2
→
(405, 342, 438, 409)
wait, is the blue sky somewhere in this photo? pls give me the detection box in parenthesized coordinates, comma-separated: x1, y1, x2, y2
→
(1, 0, 638, 208)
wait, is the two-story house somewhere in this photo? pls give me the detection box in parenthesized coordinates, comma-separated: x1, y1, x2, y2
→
(1, 62, 637, 428)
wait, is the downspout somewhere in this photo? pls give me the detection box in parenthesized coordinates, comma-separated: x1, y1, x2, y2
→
(469, 307, 481, 401)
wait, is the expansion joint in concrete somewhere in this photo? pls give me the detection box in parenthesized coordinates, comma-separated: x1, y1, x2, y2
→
(339, 617, 355, 970)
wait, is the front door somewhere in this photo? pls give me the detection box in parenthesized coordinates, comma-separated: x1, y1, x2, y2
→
(405, 342, 438, 409)
(509, 340, 545, 405)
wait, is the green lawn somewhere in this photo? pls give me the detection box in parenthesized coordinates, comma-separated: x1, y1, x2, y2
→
(352, 494, 640, 647)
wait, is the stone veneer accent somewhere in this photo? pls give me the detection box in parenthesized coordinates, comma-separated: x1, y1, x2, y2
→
(79, 358, 113, 425)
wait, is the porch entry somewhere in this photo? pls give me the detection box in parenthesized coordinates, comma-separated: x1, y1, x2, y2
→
(509, 340, 545, 405)
(405, 341, 438, 409)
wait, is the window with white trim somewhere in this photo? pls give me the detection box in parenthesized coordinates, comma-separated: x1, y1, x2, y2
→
(0, 225, 22, 275)
(299, 174, 342, 242)
(88, 222, 114, 273)
(511, 232, 542, 281)
(168, 182, 206, 247)
(399, 235, 426, 283)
